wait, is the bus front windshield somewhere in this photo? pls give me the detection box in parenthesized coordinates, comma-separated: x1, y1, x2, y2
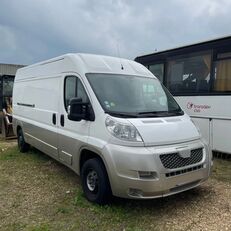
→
(86, 73, 183, 118)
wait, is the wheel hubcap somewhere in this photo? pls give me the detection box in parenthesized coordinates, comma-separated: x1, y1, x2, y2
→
(86, 170, 98, 192)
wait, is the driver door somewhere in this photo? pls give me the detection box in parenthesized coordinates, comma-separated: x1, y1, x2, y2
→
(58, 74, 90, 169)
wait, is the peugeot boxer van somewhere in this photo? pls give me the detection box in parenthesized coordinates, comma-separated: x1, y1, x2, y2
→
(13, 54, 212, 204)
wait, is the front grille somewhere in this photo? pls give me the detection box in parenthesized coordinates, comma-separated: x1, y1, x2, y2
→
(166, 164, 204, 177)
(160, 148, 203, 169)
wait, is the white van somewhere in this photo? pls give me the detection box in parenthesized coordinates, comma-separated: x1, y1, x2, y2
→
(13, 54, 212, 204)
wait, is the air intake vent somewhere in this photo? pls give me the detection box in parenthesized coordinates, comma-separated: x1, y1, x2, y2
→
(160, 148, 203, 169)
(142, 120, 163, 124)
(166, 164, 204, 177)
(165, 118, 181, 123)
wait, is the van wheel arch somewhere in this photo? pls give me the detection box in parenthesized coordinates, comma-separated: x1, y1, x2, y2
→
(79, 149, 106, 171)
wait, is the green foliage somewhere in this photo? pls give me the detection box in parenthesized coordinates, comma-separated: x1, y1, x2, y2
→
(30, 224, 50, 231)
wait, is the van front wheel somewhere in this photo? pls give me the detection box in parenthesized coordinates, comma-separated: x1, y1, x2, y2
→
(17, 129, 30, 153)
(81, 158, 111, 205)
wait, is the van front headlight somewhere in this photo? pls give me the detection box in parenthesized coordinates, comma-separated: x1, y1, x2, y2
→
(105, 117, 143, 142)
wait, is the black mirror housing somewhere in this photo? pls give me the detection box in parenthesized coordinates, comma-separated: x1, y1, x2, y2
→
(67, 98, 95, 121)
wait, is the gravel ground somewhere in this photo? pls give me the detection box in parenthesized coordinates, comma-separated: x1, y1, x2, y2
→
(0, 140, 230, 231)
(164, 178, 231, 231)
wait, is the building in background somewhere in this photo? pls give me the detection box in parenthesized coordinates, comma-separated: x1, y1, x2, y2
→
(0, 63, 25, 138)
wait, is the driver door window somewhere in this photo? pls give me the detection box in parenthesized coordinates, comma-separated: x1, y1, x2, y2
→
(64, 76, 89, 110)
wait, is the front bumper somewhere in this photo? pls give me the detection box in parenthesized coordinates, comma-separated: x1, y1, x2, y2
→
(102, 139, 212, 199)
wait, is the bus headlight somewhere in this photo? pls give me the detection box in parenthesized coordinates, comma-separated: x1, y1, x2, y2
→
(105, 117, 143, 142)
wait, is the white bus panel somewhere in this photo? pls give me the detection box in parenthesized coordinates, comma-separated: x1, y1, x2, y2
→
(176, 96, 231, 154)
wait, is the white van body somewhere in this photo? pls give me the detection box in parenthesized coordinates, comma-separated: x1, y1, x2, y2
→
(13, 54, 212, 203)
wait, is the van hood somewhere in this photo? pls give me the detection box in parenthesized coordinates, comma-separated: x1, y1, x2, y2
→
(128, 115, 200, 146)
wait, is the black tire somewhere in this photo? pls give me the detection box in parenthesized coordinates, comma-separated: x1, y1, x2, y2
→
(81, 158, 112, 205)
(17, 129, 30, 153)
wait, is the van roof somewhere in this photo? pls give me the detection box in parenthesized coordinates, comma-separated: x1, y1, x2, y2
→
(16, 53, 153, 80)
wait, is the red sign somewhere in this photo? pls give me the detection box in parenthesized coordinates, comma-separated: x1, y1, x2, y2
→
(187, 102, 211, 112)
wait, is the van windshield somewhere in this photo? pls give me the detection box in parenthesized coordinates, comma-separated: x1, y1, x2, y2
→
(86, 73, 183, 118)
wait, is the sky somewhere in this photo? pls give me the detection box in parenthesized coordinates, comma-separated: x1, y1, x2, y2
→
(0, 0, 231, 65)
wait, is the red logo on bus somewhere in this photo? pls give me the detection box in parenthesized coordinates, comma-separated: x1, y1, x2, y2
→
(187, 102, 194, 109)
(187, 102, 211, 112)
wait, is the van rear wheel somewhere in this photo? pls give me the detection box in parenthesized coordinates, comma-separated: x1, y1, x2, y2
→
(81, 158, 111, 205)
(17, 129, 30, 153)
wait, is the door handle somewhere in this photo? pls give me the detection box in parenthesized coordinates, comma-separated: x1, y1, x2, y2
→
(52, 113, 56, 125)
(60, 114, 65, 127)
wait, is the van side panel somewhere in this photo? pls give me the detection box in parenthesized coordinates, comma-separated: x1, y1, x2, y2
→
(13, 75, 60, 157)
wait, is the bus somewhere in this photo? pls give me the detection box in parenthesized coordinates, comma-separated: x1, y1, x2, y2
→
(135, 36, 231, 155)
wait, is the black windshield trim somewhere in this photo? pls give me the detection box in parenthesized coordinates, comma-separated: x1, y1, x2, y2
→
(106, 111, 138, 118)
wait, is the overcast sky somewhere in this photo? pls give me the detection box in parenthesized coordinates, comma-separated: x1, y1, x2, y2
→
(0, 0, 231, 65)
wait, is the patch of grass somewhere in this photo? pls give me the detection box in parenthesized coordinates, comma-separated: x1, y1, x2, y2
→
(0, 146, 20, 160)
(3, 222, 27, 231)
(56, 207, 71, 214)
(29, 224, 50, 231)
(0, 139, 17, 152)
(0, 145, 51, 166)
(73, 189, 90, 208)
(72, 189, 130, 218)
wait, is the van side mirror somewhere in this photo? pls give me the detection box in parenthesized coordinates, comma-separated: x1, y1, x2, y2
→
(67, 98, 95, 121)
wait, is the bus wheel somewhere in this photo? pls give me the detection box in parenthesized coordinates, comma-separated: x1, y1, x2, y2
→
(81, 158, 111, 205)
(17, 129, 30, 153)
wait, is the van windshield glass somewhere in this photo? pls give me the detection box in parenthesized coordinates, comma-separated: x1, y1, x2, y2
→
(86, 74, 183, 118)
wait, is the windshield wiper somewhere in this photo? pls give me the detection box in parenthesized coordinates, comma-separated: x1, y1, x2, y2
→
(138, 111, 169, 117)
(138, 111, 165, 115)
(138, 110, 184, 117)
(107, 111, 138, 118)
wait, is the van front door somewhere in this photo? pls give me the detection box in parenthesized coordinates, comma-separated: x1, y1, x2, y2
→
(58, 75, 90, 170)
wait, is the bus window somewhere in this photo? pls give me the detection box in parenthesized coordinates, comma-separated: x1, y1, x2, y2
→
(213, 57, 231, 92)
(149, 64, 164, 83)
(166, 52, 211, 94)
